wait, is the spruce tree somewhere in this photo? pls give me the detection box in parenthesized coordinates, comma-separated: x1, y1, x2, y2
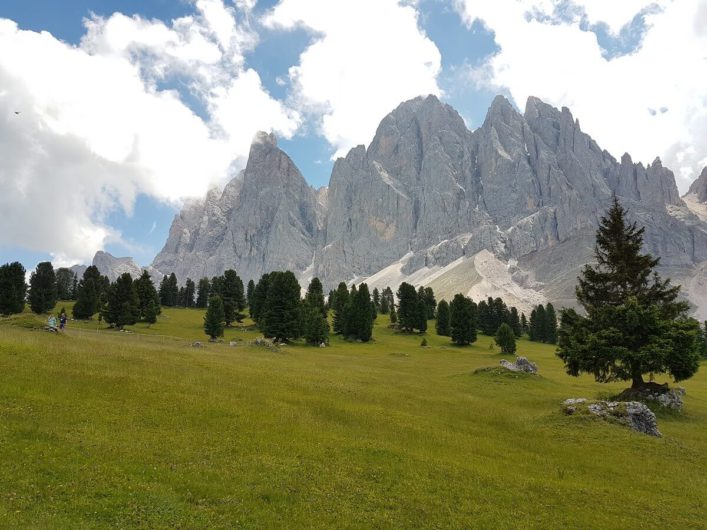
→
(520, 313, 528, 336)
(396, 282, 418, 332)
(509, 307, 522, 338)
(545, 302, 558, 344)
(72, 266, 107, 319)
(477, 300, 491, 335)
(222, 270, 246, 326)
(372, 287, 381, 311)
(184, 278, 196, 308)
(495, 323, 516, 355)
(246, 279, 255, 310)
(346, 283, 373, 341)
(305, 277, 327, 318)
(389, 304, 397, 325)
(558, 198, 701, 388)
(159, 274, 179, 307)
(435, 299, 450, 336)
(144, 299, 158, 325)
(135, 271, 160, 321)
(250, 273, 270, 326)
(0, 262, 26, 315)
(303, 303, 329, 345)
(262, 271, 302, 342)
(196, 278, 210, 309)
(103, 273, 140, 329)
(55, 268, 74, 300)
(332, 282, 350, 335)
(29, 262, 57, 314)
(449, 294, 476, 345)
(424, 287, 436, 320)
(204, 295, 225, 340)
(416, 297, 428, 334)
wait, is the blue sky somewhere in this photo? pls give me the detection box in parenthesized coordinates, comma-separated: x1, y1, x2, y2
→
(1, 0, 704, 272)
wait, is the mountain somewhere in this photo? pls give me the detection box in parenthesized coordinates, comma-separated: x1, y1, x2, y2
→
(683, 166, 707, 222)
(152, 95, 707, 317)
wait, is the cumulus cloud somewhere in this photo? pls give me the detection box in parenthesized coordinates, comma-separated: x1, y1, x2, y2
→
(0, 0, 299, 264)
(454, 0, 707, 193)
(264, 0, 441, 157)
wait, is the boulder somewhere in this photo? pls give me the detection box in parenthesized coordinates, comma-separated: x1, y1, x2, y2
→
(499, 356, 538, 374)
(617, 383, 685, 411)
(562, 398, 661, 437)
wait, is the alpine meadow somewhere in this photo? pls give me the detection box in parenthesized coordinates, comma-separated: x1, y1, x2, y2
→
(2, 1, 707, 529)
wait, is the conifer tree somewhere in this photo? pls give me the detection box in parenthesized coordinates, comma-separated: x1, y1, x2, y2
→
(332, 282, 350, 335)
(545, 302, 558, 344)
(55, 268, 74, 300)
(196, 278, 210, 308)
(558, 198, 701, 388)
(477, 300, 491, 335)
(246, 279, 255, 310)
(345, 283, 373, 341)
(250, 273, 270, 326)
(29, 261, 57, 314)
(221, 270, 246, 326)
(389, 304, 397, 325)
(449, 294, 476, 345)
(204, 295, 225, 340)
(135, 270, 160, 321)
(184, 278, 196, 308)
(416, 297, 428, 333)
(509, 307, 522, 338)
(435, 299, 450, 336)
(396, 282, 418, 332)
(305, 277, 327, 318)
(495, 323, 516, 355)
(424, 287, 436, 319)
(262, 271, 302, 342)
(520, 312, 528, 336)
(103, 273, 140, 329)
(0, 262, 26, 315)
(159, 273, 179, 307)
(73, 266, 109, 319)
(144, 299, 158, 325)
(372, 287, 381, 311)
(303, 303, 329, 345)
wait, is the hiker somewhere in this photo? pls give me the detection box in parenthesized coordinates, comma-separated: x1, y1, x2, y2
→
(59, 312, 67, 331)
(47, 314, 58, 332)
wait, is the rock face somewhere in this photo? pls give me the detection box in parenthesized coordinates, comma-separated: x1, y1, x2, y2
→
(92, 251, 144, 282)
(562, 398, 661, 437)
(152, 133, 324, 282)
(687, 166, 707, 202)
(151, 95, 707, 314)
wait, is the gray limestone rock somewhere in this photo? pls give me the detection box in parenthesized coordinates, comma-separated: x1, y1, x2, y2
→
(562, 399, 661, 437)
(500, 356, 538, 374)
(687, 166, 707, 202)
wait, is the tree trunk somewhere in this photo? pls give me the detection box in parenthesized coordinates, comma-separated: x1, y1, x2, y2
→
(631, 369, 644, 388)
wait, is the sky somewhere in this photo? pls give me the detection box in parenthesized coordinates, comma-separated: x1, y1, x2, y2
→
(1, 0, 706, 271)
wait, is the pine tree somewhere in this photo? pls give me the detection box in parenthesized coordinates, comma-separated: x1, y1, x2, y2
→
(305, 277, 327, 318)
(73, 266, 106, 319)
(250, 273, 270, 327)
(389, 304, 397, 325)
(196, 278, 210, 308)
(103, 273, 140, 329)
(204, 295, 225, 340)
(396, 282, 418, 332)
(416, 297, 428, 334)
(0, 262, 26, 315)
(55, 268, 74, 300)
(558, 198, 701, 388)
(435, 299, 450, 336)
(246, 279, 255, 310)
(477, 300, 491, 335)
(144, 299, 158, 325)
(372, 288, 381, 311)
(71, 273, 78, 300)
(332, 282, 350, 335)
(509, 307, 522, 338)
(135, 270, 160, 321)
(262, 271, 302, 342)
(303, 303, 329, 345)
(29, 262, 57, 314)
(184, 278, 196, 308)
(545, 302, 557, 344)
(222, 270, 246, 326)
(449, 294, 476, 345)
(520, 313, 528, 336)
(424, 287, 436, 320)
(495, 323, 516, 355)
(346, 283, 373, 341)
(159, 273, 179, 307)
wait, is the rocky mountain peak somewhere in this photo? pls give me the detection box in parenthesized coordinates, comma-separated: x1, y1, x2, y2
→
(688, 166, 707, 202)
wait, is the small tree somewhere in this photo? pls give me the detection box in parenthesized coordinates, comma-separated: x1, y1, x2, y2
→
(303, 304, 329, 345)
(557, 198, 701, 388)
(204, 295, 225, 340)
(435, 300, 450, 336)
(332, 282, 350, 335)
(29, 262, 57, 314)
(144, 299, 158, 325)
(262, 271, 302, 342)
(103, 273, 140, 329)
(495, 323, 516, 355)
(135, 270, 160, 321)
(196, 278, 210, 309)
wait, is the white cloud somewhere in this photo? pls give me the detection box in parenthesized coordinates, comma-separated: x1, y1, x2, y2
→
(454, 0, 707, 193)
(265, 0, 442, 157)
(0, 0, 299, 264)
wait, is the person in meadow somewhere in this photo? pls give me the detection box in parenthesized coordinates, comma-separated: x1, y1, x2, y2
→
(59, 311, 67, 331)
(47, 314, 58, 332)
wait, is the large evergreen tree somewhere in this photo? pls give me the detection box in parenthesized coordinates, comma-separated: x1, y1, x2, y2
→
(449, 294, 476, 346)
(0, 262, 26, 315)
(305, 277, 327, 318)
(204, 295, 225, 340)
(29, 262, 57, 314)
(134, 271, 160, 321)
(435, 299, 450, 336)
(332, 282, 350, 335)
(396, 282, 419, 332)
(250, 273, 271, 326)
(221, 269, 246, 326)
(196, 278, 210, 308)
(544, 303, 558, 344)
(557, 198, 701, 388)
(159, 273, 179, 307)
(103, 273, 140, 329)
(55, 267, 74, 300)
(246, 279, 255, 311)
(262, 271, 302, 342)
(183, 278, 196, 308)
(509, 307, 522, 338)
(344, 283, 373, 342)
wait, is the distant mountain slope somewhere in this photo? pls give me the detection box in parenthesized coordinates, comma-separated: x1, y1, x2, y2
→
(151, 95, 707, 317)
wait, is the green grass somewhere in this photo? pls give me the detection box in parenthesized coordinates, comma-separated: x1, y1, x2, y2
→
(1, 304, 706, 529)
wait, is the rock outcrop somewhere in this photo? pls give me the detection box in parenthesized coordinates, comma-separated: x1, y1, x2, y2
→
(499, 356, 538, 374)
(562, 398, 661, 437)
(151, 96, 707, 314)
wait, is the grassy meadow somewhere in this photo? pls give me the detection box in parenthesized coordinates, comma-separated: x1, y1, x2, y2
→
(1, 304, 706, 529)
